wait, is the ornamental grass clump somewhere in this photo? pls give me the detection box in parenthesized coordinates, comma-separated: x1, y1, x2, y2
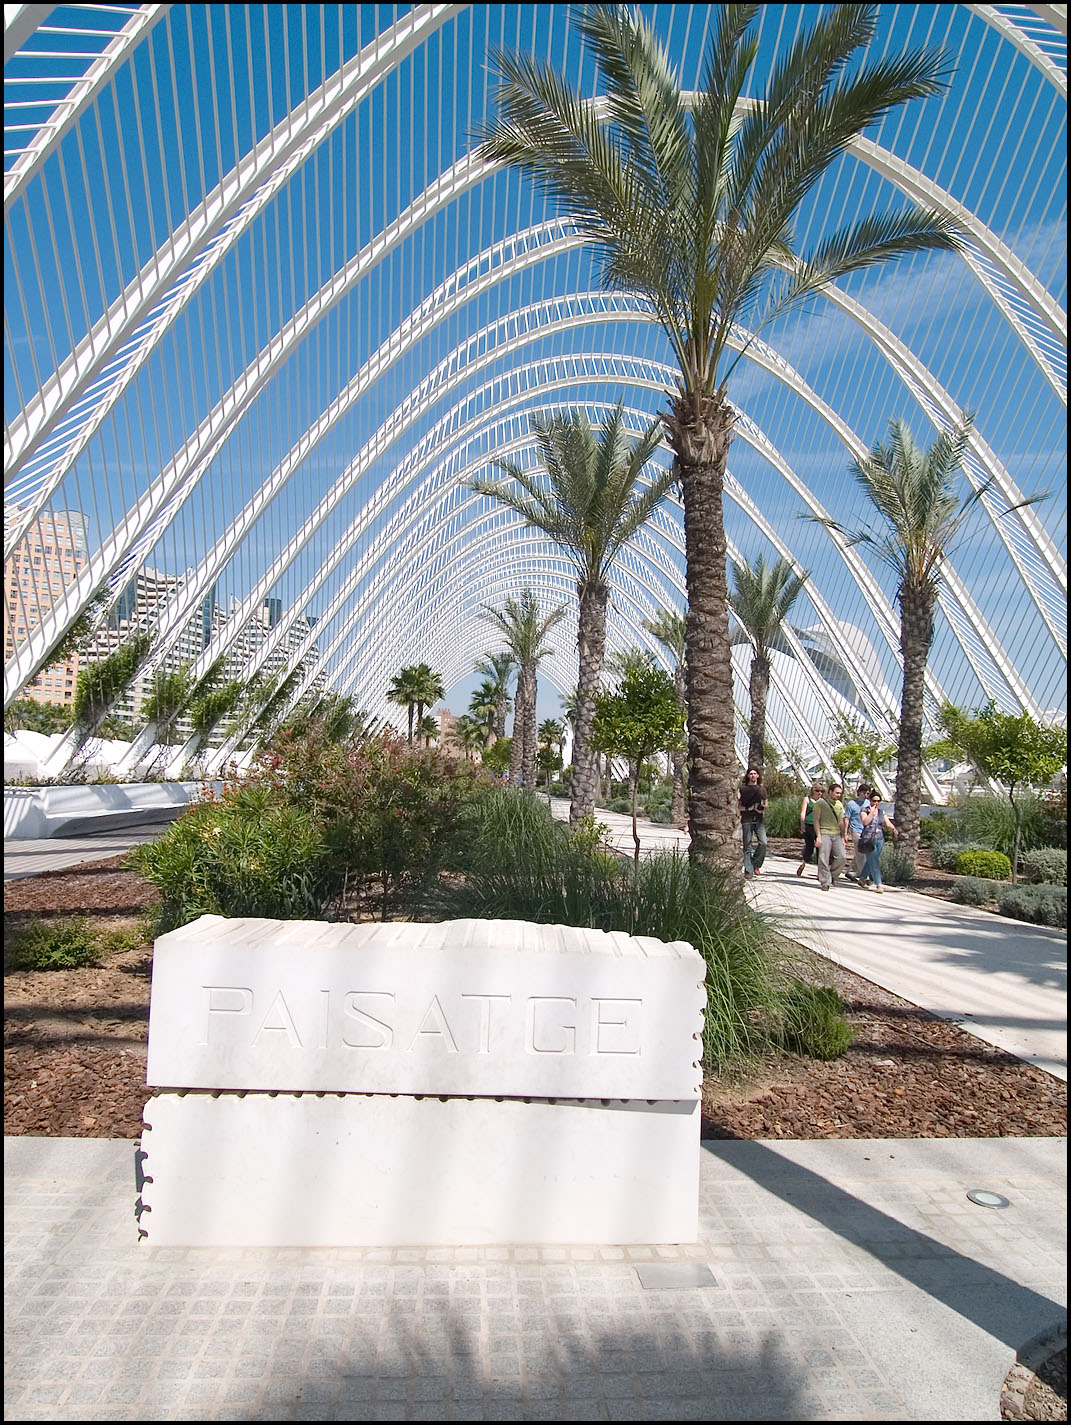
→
(778, 982, 855, 1060)
(443, 790, 849, 1071)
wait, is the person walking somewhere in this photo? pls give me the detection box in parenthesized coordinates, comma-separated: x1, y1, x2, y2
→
(844, 784, 870, 882)
(739, 767, 768, 879)
(814, 785, 847, 891)
(796, 782, 822, 877)
(858, 791, 899, 892)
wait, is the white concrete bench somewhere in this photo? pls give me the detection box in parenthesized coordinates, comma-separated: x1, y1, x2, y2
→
(140, 915, 706, 1246)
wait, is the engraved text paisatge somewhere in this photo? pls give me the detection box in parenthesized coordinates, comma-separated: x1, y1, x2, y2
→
(199, 986, 643, 1056)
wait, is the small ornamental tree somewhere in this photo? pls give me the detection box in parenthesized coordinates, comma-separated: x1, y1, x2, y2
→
(829, 712, 896, 789)
(929, 703, 1067, 882)
(592, 662, 685, 861)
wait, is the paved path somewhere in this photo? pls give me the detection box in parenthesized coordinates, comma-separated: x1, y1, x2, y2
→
(553, 802, 1067, 1082)
(4, 1134, 1065, 1422)
(3, 821, 177, 881)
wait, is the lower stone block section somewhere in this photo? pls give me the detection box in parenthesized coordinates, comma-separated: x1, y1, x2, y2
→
(139, 1092, 700, 1246)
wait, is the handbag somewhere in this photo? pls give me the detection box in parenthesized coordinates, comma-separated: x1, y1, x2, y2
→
(858, 811, 881, 850)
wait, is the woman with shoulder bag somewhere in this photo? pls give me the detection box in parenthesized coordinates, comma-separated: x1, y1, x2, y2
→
(796, 783, 822, 877)
(858, 792, 898, 892)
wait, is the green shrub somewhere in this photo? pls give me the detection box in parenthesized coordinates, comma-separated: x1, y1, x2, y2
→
(919, 810, 957, 846)
(609, 797, 632, 815)
(129, 784, 343, 933)
(6, 917, 105, 971)
(879, 844, 916, 884)
(954, 848, 1011, 880)
(778, 981, 854, 1060)
(931, 839, 989, 871)
(646, 806, 674, 824)
(951, 876, 1000, 907)
(997, 883, 1067, 929)
(765, 794, 803, 837)
(1020, 848, 1067, 885)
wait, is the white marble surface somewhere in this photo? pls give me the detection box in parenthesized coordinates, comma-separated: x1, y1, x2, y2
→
(146, 915, 706, 1099)
(139, 1092, 701, 1245)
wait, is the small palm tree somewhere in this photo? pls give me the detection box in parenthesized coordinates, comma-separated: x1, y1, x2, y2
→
(469, 402, 669, 825)
(473, 651, 516, 741)
(728, 554, 808, 775)
(643, 609, 687, 826)
(817, 414, 1038, 858)
(386, 666, 421, 743)
(449, 712, 486, 761)
(387, 663, 445, 743)
(469, 679, 500, 746)
(482, 589, 566, 788)
(477, 3, 961, 868)
(416, 713, 439, 747)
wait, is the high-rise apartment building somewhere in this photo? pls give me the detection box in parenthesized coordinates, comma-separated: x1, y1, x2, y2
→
(3, 507, 89, 706)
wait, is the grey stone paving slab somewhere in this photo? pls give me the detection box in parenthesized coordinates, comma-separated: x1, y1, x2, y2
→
(4, 1135, 1065, 1421)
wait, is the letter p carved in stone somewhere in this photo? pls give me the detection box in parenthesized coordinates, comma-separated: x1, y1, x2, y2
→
(199, 985, 253, 1046)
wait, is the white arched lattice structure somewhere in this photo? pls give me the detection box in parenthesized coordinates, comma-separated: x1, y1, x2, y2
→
(4, 3, 1066, 778)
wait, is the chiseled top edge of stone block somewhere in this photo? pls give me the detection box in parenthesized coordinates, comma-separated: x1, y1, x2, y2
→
(157, 914, 701, 963)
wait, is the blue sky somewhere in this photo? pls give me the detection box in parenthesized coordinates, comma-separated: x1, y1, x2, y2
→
(5, 4, 1066, 737)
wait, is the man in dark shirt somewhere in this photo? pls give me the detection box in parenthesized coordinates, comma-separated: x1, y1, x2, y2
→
(739, 767, 768, 879)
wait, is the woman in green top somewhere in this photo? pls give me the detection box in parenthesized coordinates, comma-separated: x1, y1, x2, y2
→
(796, 783, 823, 877)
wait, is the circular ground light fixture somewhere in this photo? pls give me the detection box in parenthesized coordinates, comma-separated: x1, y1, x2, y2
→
(966, 1188, 1011, 1209)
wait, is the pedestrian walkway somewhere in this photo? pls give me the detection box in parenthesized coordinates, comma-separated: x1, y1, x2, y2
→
(4, 1134, 1065, 1421)
(552, 803, 1067, 1082)
(3, 821, 177, 881)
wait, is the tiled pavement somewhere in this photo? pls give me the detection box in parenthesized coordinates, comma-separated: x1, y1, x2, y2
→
(5, 1135, 1066, 1421)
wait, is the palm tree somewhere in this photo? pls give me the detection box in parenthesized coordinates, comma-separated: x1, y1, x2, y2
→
(469, 402, 669, 826)
(727, 554, 808, 775)
(643, 609, 688, 826)
(482, 589, 566, 789)
(416, 713, 439, 747)
(387, 663, 444, 743)
(386, 666, 421, 743)
(448, 712, 486, 761)
(473, 651, 516, 740)
(477, 4, 961, 868)
(410, 663, 445, 738)
(816, 414, 1035, 859)
(469, 679, 500, 746)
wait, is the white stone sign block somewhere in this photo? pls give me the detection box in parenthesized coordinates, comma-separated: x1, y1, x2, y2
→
(139, 1092, 701, 1245)
(146, 916, 705, 1100)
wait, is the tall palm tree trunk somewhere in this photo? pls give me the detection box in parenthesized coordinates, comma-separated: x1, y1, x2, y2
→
(521, 659, 538, 790)
(494, 696, 509, 742)
(570, 578, 608, 824)
(665, 389, 739, 869)
(509, 666, 527, 786)
(671, 663, 686, 828)
(747, 651, 771, 774)
(895, 583, 934, 860)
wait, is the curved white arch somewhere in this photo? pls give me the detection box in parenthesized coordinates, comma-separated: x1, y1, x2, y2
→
(968, 4, 1067, 94)
(3, 3, 461, 491)
(4, 5, 169, 209)
(10, 69, 1062, 541)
